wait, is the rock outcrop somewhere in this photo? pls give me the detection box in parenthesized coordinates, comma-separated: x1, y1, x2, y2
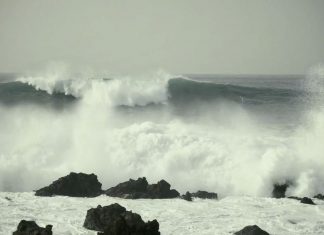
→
(181, 192, 193, 201)
(300, 197, 315, 205)
(287, 196, 302, 201)
(272, 183, 289, 198)
(35, 172, 102, 197)
(314, 194, 324, 200)
(105, 177, 179, 199)
(83, 203, 160, 235)
(234, 225, 270, 235)
(181, 190, 218, 201)
(13, 220, 53, 235)
(287, 196, 316, 205)
(191, 190, 218, 199)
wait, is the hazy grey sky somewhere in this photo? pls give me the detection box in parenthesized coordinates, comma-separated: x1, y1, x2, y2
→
(0, 0, 324, 74)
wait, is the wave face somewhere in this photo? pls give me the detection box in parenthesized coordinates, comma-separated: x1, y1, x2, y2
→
(168, 77, 304, 104)
(0, 81, 75, 108)
(0, 69, 323, 197)
(0, 76, 304, 106)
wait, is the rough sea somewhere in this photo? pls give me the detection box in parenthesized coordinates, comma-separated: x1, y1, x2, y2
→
(0, 68, 324, 234)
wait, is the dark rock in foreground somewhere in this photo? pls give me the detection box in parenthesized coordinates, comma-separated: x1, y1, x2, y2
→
(83, 203, 160, 235)
(105, 177, 179, 199)
(314, 194, 324, 200)
(300, 197, 315, 205)
(234, 225, 270, 235)
(35, 172, 102, 197)
(13, 220, 52, 235)
(272, 183, 289, 198)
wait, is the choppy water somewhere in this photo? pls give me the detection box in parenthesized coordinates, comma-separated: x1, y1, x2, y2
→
(2, 192, 324, 235)
(0, 70, 323, 197)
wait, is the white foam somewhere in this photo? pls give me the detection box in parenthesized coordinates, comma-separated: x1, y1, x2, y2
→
(1, 65, 324, 198)
(1, 192, 324, 235)
(18, 66, 172, 107)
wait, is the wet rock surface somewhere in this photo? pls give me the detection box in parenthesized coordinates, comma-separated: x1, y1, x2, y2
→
(191, 190, 218, 199)
(272, 183, 289, 198)
(105, 177, 179, 199)
(35, 172, 102, 197)
(287, 196, 302, 201)
(181, 190, 218, 201)
(234, 225, 270, 235)
(314, 194, 324, 200)
(13, 220, 53, 235)
(83, 203, 160, 235)
(300, 197, 315, 205)
(181, 192, 193, 201)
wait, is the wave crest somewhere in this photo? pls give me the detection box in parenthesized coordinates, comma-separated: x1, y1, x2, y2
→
(18, 70, 174, 107)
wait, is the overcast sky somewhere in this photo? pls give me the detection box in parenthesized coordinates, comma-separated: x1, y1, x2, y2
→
(0, 0, 324, 74)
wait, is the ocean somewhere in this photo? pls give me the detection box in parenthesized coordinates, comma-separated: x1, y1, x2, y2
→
(1, 70, 324, 234)
(0, 71, 323, 196)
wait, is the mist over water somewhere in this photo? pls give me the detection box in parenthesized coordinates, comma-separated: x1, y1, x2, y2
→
(0, 66, 323, 197)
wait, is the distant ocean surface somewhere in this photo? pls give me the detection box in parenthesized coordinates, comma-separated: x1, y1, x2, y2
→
(0, 71, 323, 197)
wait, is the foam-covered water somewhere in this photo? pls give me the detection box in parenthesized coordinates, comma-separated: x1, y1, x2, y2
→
(1, 192, 324, 235)
(0, 66, 324, 197)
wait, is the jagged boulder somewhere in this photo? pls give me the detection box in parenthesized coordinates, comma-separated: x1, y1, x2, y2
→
(83, 203, 160, 235)
(300, 197, 315, 205)
(314, 194, 324, 200)
(35, 172, 102, 197)
(105, 177, 149, 199)
(146, 180, 180, 199)
(234, 225, 269, 235)
(13, 220, 53, 235)
(105, 177, 179, 199)
(272, 183, 289, 198)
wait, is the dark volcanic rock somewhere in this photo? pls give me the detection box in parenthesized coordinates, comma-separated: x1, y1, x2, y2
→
(146, 180, 180, 199)
(181, 192, 193, 201)
(84, 203, 126, 231)
(234, 225, 270, 235)
(83, 203, 160, 235)
(105, 177, 148, 199)
(272, 183, 289, 198)
(314, 194, 324, 200)
(105, 177, 179, 199)
(181, 190, 218, 201)
(191, 190, 218, 199)
(287, 196, 302, 201)
(300, 197, 315, 205)
(35, 172, 102, 197)
(13, 220, 53, 235)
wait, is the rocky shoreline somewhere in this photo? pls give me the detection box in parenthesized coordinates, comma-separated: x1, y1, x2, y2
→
(8, 172, 324, 234)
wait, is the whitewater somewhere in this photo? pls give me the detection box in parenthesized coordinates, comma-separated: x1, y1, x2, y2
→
(1, 192, 324, 235)
(1, 66, 324, 234)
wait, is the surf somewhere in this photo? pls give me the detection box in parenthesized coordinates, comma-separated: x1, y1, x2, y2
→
(0, 68, 323, 198)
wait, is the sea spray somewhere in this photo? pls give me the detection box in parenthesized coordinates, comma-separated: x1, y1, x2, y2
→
(0, 66, 323, 197)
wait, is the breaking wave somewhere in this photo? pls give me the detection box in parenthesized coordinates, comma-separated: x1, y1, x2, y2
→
(0, 67, 323, 198)
(0, 73, 304, 108)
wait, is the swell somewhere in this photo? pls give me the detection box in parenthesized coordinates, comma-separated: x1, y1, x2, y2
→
(0, 81, 76, 108)
(168, 78, 303, 105)
(0, 78, 305, 108)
